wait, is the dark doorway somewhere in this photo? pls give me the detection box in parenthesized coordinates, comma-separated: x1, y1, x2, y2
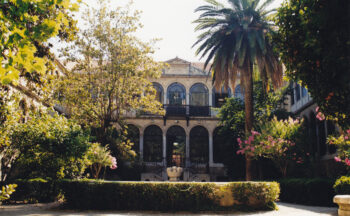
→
(166, 126, 186, 167)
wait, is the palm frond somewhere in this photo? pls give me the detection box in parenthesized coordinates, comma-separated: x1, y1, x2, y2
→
(257, 0, 276, 13)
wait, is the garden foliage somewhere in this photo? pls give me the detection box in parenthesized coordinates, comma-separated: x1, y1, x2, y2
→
(59, 180, 279, 211)
(0, 0, 79, 85)
(57, 1, 164, 161)
(275, 0, 350, 127)
(84, 143, 117, 179)
(10, 112, 90, 180)
(334, 176, 350, 195)
(237, 117, 306, 177)
(328, 129, 350, 167)
(4, 178, 58, 203)
(279, 178, 335, 206)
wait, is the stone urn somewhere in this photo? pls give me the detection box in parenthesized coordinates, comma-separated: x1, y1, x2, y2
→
(334, 195, 350, 216)
(166, 166, 183, 181)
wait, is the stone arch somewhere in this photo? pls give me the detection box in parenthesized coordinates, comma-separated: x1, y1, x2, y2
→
(152, 82, 164, 103)
(126, 124, 140, 156)
(143, 125, 163, 162)
(166, 125, 186, 167)
(190, 125, 209, 163)
(190, 83, 209, 106)
(167, 82, 186, 105)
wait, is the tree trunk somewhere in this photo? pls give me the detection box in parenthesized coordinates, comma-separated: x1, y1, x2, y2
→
(243, 62, 254, 181)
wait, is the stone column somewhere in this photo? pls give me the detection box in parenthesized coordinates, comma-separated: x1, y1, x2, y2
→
(209, 91, 213, 106)
(139, 132, 144, 162)
(209, 132, 214, 166)
(186, 93, 190, 105)
(163, 92, 167, 105)
(186, 135, 190, 167)
(163, 134, 167, 167)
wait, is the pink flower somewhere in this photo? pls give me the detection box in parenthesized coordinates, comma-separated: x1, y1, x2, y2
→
(345, 136, 349, 140)
(334, 157, 341, 162)
(251, 131, 260, 136)
(345, 158, 350, 166)
(237, 138, 242, 144)
(347, 129, 350, 135)
(238, 149, 245, 155)
(248, 135, 254, 143)
(306, 153, 310, 156)
(315, 107, 325, 121)
(110, 157, 117, 170)
(250, 147, 255, 152)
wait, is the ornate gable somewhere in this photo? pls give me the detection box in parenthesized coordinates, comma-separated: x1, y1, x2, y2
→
(165, 57, 191, 65)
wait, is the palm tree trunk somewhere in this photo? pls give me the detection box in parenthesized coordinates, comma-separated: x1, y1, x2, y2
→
(243, 61, 254, 181)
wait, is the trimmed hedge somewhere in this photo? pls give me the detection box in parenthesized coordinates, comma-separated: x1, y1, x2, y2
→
(334, 176, 350, 194)
(279, 178, 335, 206)
(59, 180, 280, 211)
(3, 178, 60, 203)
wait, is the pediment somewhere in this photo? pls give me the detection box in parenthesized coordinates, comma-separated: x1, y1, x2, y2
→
(165, 57, 191, 65)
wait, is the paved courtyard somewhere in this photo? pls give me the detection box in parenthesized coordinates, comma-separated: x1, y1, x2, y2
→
(0, 202, 337, 216)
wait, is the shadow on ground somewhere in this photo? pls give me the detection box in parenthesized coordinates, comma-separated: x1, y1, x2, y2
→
(0, 202, 337, 216)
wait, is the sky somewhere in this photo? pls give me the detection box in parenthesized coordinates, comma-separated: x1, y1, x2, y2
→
(64, 0, 284, 62)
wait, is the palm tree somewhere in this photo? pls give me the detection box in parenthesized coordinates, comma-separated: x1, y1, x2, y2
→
(193, 0, 282, 180)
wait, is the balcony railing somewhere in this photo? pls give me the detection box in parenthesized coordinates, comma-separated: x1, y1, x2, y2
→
(164, 104, 211, 117)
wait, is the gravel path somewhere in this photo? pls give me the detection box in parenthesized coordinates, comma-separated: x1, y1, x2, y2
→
(0, 202, 337, 216)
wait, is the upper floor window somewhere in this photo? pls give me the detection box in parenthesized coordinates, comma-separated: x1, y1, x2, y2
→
(212, 86, 232, 108)
(295, 84, 301, 101)
(152, 82, 164, 103)
(301, 86, 308, 98)
(167, 82, 186, 105)
(190, 83, 208, 106)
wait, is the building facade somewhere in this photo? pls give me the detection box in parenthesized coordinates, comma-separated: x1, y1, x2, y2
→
(289, 82, 338, 177)
(125, 57, 243, 181)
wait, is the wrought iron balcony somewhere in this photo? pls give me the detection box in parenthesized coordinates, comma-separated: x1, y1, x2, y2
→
(164, 104, 211, 117)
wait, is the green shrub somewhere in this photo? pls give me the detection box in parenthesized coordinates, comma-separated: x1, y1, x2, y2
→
(60, 180, 280, 211)
(279, 178, 335, 206)
(11, 113, 90, 180)
(334, 176, 350, 194)
(228, 182, 280, 209)
(5, 178, 60, 203)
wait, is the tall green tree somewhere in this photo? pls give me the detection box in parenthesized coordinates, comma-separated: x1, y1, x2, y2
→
(193, 0, 283, 180)
(275, 0, 350, 128)
(0, 0, 79, 85)
(58, 1, 164, 160)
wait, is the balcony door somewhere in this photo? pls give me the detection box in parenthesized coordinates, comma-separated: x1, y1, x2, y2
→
(167, 83, 186, 105)
(190, 83, 208, 106)
(166, 126, 186, 167)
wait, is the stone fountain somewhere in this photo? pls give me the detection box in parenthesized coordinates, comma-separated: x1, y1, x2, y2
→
(166, 166, 183, 181)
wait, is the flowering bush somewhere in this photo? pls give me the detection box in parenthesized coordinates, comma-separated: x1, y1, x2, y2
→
(237, 117, 305, 177)
(84, 143, 117, 179)
(328, 129, 350, 166)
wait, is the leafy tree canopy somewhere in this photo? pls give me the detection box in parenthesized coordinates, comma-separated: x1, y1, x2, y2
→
(57, 1, 164, 159)
(275, 0, 350, 127)
(218, 81, 289, 137)
(0, 0, 79, 86)
(10, 112, 90, 180)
